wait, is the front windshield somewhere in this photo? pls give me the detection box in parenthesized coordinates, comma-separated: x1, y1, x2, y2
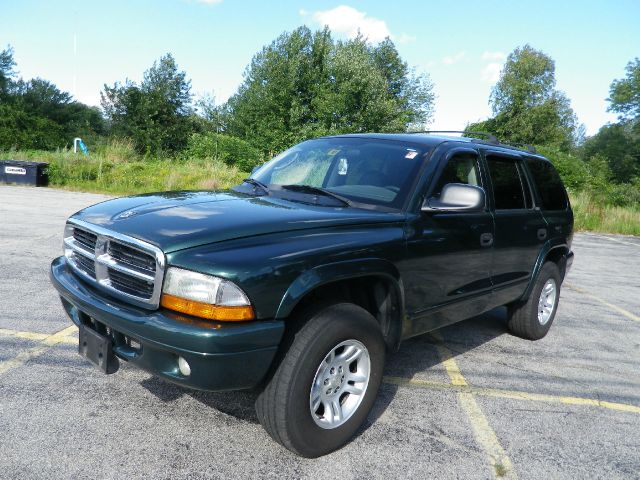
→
(247, 137, 428, 209)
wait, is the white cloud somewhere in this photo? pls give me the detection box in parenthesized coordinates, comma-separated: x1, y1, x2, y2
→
(304, 5, 391, 43)
(442, 51, 466, 65)
(481, 51, 506, 62)
(192, 0, 223, 4)
(481, 63, 502, 83)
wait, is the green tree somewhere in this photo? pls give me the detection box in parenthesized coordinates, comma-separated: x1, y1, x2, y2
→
(0, 45, 16, 99)
(608, 58, 640, 121)
(0, 47, 104, 150)
(226, 27, 434, 155)
(12, 78, 104, 140)
(101, 54, 194, 155)
(581, 59, 640, 184)
(467, 45, 579, 150)
(184, 132, 263, 171)
(582, 123, 638, 183)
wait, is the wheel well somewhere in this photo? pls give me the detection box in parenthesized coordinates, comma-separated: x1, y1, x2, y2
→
(544, 246, 568, 277)
(288, 276, 403, 351)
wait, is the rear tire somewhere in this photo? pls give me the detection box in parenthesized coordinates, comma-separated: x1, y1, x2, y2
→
(508, 262, 561, 340)
(255, 302, 385, 457)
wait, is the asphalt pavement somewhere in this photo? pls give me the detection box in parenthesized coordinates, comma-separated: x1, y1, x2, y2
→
(0, 185, 638, 479)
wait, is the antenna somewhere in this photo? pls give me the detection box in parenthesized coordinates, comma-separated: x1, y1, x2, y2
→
(73, 33, 77, 99)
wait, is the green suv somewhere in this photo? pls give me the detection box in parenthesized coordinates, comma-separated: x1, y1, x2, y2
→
(50, 133, 574, 457)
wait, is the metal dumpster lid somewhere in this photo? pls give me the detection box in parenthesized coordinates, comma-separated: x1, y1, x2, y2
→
(1, 160, 49, 167)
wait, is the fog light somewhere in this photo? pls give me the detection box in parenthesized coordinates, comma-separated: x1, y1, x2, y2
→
(178, 356, 191, 377)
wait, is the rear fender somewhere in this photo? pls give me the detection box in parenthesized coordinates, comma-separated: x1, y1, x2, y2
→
(520, 240, 569, 302)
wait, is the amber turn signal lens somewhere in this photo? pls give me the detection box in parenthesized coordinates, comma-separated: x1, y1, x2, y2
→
(160, 294, 255, 321)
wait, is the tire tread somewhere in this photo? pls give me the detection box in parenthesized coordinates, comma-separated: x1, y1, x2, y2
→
(508, 262, 561, 340)
(255, 302, 383, 457)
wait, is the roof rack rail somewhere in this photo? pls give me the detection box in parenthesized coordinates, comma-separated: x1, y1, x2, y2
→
(409, 130, 499, 144)
(409, 130, 537, 153)
(497, 141, 538, 154)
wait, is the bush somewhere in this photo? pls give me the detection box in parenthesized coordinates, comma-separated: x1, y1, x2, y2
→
(537, 145, 589, 191)
(184, 132, 264, 172)
(538, 145, 640, 208)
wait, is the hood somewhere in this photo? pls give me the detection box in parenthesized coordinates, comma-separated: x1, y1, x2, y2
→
(71, 190, 404, 253)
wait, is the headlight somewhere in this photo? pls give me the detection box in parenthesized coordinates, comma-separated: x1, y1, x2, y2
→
(160, 267, 254, 321)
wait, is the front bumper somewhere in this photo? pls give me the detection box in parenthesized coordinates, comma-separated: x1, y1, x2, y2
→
(50, 256, 284, 391)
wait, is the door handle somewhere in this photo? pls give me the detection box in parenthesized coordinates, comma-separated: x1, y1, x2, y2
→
(480, 232, 493, 247)
(537, 228, 547, 240)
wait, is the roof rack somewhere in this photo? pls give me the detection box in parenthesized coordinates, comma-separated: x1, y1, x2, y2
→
(409, 130, 537, 154)
(409, 130, 499, 144)
(498, 141, 538, 154)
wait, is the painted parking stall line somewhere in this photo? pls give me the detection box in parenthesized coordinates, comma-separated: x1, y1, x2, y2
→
(430, 332, 517, 479)
(585, 233, 640, 249)
(0, 325, 78, 376)
(3, 324, 638, 417)
(565, 283, 640, 323)
(0, 327, 78, 345)
(382, 377, 640, 415)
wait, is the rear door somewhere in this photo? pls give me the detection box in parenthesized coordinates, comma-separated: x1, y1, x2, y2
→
(481, 150, 547, 306)
(524, 157, 573, 244)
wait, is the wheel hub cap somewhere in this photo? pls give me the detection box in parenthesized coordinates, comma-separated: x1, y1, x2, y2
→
(309, 339, 371, 429)
(538, 278, 557, 325)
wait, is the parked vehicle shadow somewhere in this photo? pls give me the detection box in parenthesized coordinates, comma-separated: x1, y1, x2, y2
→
(362, 306, 510, 431)
(140, 376, 261, 424)
(140, 307, 511, 429)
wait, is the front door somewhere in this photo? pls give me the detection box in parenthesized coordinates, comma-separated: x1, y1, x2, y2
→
(402, 147, 494, 336)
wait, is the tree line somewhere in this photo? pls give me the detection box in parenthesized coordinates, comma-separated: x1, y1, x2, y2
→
(0, 26, 639, 200)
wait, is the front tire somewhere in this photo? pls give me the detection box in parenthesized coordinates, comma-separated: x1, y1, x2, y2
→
(255, 303, 385, 457)
(508, 262, 561, 340)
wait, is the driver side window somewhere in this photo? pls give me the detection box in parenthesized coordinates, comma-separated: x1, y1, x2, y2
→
(431, 152, 481, 198)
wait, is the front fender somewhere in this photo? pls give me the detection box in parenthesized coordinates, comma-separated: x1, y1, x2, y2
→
(275, 258, 404, 319)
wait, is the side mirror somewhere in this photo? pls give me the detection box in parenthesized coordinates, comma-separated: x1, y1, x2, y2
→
(422, 183, 486, 212)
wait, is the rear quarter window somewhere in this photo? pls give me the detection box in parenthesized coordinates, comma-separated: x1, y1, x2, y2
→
(526, 159, 568, 210)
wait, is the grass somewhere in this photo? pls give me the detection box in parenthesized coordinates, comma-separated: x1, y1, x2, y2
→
(1, 142, 638, 235)
(1, 140, 246, 195)
(570, 190, 640, 236)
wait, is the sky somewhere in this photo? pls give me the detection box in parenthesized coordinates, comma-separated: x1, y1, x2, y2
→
(1, 0, 639, 135)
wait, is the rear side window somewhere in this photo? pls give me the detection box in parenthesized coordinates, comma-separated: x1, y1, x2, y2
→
(526, 159, 568, 210)
(486, 156, 529, 210)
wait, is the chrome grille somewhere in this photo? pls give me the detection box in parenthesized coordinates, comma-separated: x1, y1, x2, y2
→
(108, 242, 156, 274)
(73, 228, 97, 252)
(63, 220, 165, 309)
(107, 267, 154, 299)
(72, 251, 96, 278)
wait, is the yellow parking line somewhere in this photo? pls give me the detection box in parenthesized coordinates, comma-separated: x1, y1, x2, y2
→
(0, 328, 51, 342)
(588, 233, 640, 249)
(0, 327, 78, 345)
(565, 283, 640, 323)
(0, 326, 78, 376)
(383, 377, 640, 415)
(430, 333, 517, 479)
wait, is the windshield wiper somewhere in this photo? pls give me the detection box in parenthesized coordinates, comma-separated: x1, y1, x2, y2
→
(243, 178, 270, 195)
(280, 184, 351, 207)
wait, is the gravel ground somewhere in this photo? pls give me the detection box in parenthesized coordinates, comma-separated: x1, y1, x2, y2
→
(0, 185, 638, 479)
